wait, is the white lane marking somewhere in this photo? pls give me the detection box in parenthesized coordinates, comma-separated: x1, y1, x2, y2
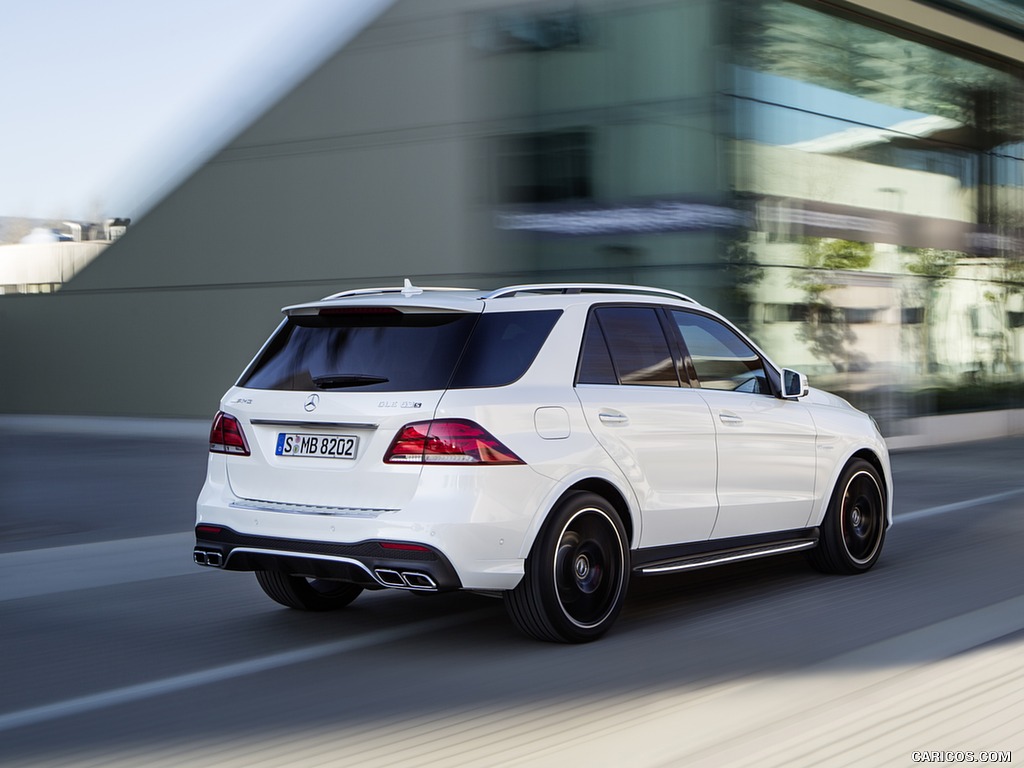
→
(897, 488, 1024, 524)
(0, 610, 485, 734)
(0, 533, 199, 601)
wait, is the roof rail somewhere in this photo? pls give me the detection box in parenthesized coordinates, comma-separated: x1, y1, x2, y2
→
(482, 283, 699, 304)
(322, 279, 477, 301)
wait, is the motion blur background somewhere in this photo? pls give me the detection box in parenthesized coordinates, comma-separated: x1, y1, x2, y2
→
(2, 0, 1023, 441)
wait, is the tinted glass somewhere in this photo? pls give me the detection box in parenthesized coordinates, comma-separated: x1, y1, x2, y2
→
(595, 307, 679, 387)
(449, 310, 561, 388)
(673, 311, 770, 394)
(577, 314, 618, 385)
(240, 312, 479, 392)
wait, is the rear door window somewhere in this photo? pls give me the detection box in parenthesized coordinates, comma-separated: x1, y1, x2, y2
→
(578, 307, 680, 387)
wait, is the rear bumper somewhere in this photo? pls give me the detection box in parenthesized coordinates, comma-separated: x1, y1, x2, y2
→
(194, 526, 462, 592)
(195, 459, 559, 590)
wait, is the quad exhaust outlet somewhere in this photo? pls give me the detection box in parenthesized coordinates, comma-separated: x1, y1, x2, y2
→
(193, 549, 223, 567)
(374, 568, 437, 590)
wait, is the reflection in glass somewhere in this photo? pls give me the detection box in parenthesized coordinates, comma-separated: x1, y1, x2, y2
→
(729, 0, 1024, 428)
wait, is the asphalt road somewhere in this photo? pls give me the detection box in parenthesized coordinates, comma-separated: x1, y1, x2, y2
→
(1, 422, 1022, 767)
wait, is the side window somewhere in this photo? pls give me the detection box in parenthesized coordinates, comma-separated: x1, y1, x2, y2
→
(450, 310, 561, 388)
(672, 311, 770, 395)
(583, 307, 679, 387)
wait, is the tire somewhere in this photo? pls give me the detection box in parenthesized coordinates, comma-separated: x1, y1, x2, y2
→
(810, 459, 887, 574)
(255, 571, 363, 611)
(505, 492, 629, 643)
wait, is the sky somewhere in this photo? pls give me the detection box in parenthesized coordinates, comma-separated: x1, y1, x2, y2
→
(0, 0, 391, 223)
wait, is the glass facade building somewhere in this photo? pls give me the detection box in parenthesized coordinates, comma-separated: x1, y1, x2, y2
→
(731, 0, 1024, 430)
(477, 0, 1024, 432)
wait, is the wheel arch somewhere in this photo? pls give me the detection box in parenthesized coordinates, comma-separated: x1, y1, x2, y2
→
(563, 478, 634, 545)
(517, 474, 636, 559)
(814, 447, 893, 529)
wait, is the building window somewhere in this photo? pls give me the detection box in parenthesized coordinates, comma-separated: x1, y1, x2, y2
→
(471, 6, 587, 53)
(495, 129, 593, 204)
(763, 303, 809, 323)
(902, 307, 925, 325)
(843, 308, 879, 324)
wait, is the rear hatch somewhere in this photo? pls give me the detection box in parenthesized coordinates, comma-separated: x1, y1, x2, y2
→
(220, 295, 562, 511)
(223, 300, 483, 510)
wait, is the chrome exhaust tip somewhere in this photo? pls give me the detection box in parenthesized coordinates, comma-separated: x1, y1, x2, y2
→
(401, 572, 437, 589)
(193, 549, 224, 567)
(373, 568, 437, 590)
(374, 568, 405, 587)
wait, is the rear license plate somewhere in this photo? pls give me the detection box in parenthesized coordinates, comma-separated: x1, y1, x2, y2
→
(276, 433, 359, 459)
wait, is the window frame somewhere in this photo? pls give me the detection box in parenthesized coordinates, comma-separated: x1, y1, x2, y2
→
(573, 302, 787, 398)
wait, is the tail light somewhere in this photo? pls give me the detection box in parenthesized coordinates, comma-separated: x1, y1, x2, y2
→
(209, 411, 251, 456)
(384, 419, 523, 465)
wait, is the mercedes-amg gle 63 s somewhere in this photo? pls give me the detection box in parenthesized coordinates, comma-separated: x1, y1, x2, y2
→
(195, 281, 892, 643)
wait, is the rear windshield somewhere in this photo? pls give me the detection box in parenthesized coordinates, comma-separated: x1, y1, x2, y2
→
(239, 309, 561, 392)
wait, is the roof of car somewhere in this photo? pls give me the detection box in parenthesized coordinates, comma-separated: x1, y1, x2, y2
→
(282, 280, 701, 315)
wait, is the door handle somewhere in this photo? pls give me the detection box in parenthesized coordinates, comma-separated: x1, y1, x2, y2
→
(598, 410, 629, 426)
(719, 411, 743, 426)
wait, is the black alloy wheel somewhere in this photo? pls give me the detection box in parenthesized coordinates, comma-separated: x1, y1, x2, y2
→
(810, 458, 887, 574)
(505, 491, 629, 643)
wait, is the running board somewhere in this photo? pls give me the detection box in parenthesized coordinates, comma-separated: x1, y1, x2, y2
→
(634, 535, 818, 576)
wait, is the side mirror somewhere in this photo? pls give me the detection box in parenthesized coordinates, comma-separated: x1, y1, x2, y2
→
(782, 368, 809, 399)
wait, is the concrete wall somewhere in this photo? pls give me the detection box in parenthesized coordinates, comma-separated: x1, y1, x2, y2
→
(0, 0, 519, 418)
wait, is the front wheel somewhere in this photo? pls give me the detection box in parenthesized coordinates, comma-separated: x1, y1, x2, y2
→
(505, 492, 629, 643)
(810, 459, 887, 574)
(255, 571, 363, 611)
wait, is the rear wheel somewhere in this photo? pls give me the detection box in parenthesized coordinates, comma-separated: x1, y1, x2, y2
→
(810, 459, 886, 574)
(255, 571, 363, 611)
(505, 492, 629, 643)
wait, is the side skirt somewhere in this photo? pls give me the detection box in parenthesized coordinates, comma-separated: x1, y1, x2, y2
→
(632, 528, 819, 576)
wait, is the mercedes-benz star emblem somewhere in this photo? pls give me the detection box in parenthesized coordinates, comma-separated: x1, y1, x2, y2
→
(304, 394, 320, 412)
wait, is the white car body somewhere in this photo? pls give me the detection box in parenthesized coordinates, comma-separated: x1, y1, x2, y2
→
(195, 283, 892, 642)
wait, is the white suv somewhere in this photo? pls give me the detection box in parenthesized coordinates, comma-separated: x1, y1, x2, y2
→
(195, 282, 892, 642)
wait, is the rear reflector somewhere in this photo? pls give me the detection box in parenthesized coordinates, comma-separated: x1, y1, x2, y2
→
(384, 419, 523, 465)
(209, 411, 251, 456)
(196, 525, 223, 535)
(378, 542, 432, 552)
